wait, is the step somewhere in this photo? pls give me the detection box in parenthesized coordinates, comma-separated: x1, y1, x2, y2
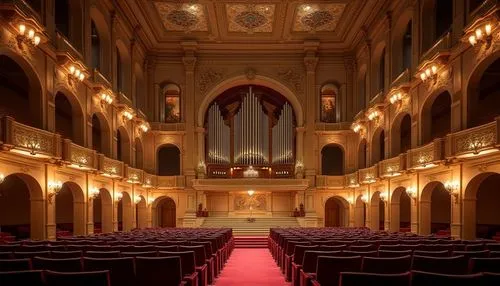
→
(234, 236, 268, 248)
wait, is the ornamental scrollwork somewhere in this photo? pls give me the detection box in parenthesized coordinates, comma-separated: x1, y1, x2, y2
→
(197, 68, 224, 94)
(455, 126, 496, 154)
(13, 125, 54, 155)
(277, 68, 304, 94)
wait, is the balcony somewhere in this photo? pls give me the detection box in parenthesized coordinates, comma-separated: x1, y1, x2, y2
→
(125, 166, 144, 184)
(446, 118, 499, 159)
(315, 122, 352, 132)
(0, 0, 41, 23)
(55, 31, 83, 62)
(391, 69, 411, 89)
(91, 69, 112, 90)
(345, 172, 360, 187)
(407, 138, 445, 170)
(359, 165, 379, 184)
(0, 116, 62, 158)
(379, 154, 407, 178)
(157, 176, 185, 189)
(316, 175, 345, 189)
(420, 32, 452, 63)
(143, 173, 157, 188)
(98, 155, 124, 178)
(469, 0, 499, 24)
(369, 91, 385, 105)
(150, 122, 186, 132)
(62, 139, 97, 170)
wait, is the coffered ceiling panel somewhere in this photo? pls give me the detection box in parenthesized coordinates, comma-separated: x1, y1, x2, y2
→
(292, 3, 346, 32)
(153, 2, 209, 32)
(226, 4, 276, 33)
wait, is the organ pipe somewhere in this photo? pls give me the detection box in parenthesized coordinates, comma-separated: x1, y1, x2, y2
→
(207, 103, 230, 164)
(272, 102, 293, 164)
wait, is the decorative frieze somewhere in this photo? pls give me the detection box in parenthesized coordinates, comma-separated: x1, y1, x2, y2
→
(407, 138, 444, 169)
(446, 119, 498, 158)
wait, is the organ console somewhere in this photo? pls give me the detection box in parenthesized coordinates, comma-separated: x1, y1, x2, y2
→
(205, 85, 295, 178)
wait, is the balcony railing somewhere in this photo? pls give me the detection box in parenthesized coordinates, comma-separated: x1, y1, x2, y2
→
(379, 154, 406, 178)
(446, 118, 499, 158)
(55, 31, 83, 61)
(98, 155, 124, 178)
(63, 139, 97, 170)
(91, 69, 112, 89)
(125, 166, 144, 184)
(391, 69, 411, 89)
(369, 91, 385, 105)
(143, 173, 158, 188)
(407, 138, 445, 170)
(315, 122, 352, 132)
(0, 0, 41, 23)
(150, 122, 186, 132)
(420, 32, 452, 63)
(157, 176, 185, 188)
(0, 116, 62, 158)
(345, 171, 360, 187)
(359, 164, 379, 184)
(469, 0, 498, 24)
(117, 92, 133, 107)
(316, 175, 345, 188)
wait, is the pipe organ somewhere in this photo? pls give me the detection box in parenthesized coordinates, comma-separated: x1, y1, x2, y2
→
(205, 85, 295, 178)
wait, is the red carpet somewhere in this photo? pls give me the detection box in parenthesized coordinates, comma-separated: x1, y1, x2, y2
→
(215, 248, 290, 286)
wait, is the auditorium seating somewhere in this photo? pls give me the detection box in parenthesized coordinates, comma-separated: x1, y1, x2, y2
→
(0, 227, 233, 286)
(269, 227, 500, 285)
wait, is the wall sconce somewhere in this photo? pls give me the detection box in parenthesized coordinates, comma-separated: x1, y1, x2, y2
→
(363, 174, 376, 184)
(115, 192, 123, 202)
(468, 23, 493, 47)
(351, 122, 366, 137)
(142, 179, 153, 188)
(89, 187, 100, 201)
(348, 178, 360, 188)
(380, 192, 387, 204)
(122, 110, 134, 122)
(16, 23, 41, 47)
(99, 93, 113, 106)
(138, 122, 149, 133)
(360, 194, 368, 204)
(389, 92, 404, 105)
(148, 197, 155, 206)
(444, 180, 460, 202)
(134, 195, 142, 205)
(247, 190, 255, 196)
(419, 65, 438, 82)
(47, 181, 63, 203)
(25, 138, 41, 156)
(67, 65, 86, 82)
(406, 186, 417, 202)
(367, 110, 380, 121)
(0, 173, 5, 184)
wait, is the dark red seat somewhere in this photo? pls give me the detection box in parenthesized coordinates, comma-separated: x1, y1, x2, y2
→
(349, 244, 377, 251)
(50, 250, 82, 259)
(284, 241, 308, 280)
(0, 258, 32, 271)
(84, 251, 121, 258)
(452, 250, 490, 259)
(470, 257, 500, 273)
(486, 243, 500, 251)
(0, 270, 44, 286)
(378, 250, 412, 257)
(300, 251, 342, 286)
(465, 244, 484, 251)
(483, 272, 500, 284)
(362, 255, 412, 274)
(340, 271, 411, 286)
(14, 251, 51, 259)
(0, 252, 13, 259)
(120, 251, 157, 257)
(135, 256, 183, 286)
(311, 256, 362, 286)
(411, 255, 469, 274)
(180, 245, 208, 286)
(83, 257, 136, 286)
(411, 270, 483, 286)
(292, 245, 318, 286)
(413, 250, 449, 257)
(32, 257, 82, 272)
(158, 251, 198, 286)
(44, 270, 110, 286)
(341, 250, 378, 257)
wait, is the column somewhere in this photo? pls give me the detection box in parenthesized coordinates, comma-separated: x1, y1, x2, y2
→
(343, 58, 355, 121)
(182, 42, 197, 184)
(196, 127, 206, 178)
(146, 56, 157, 121)
(295, 127, 305, 178)
(303, 42, 319, 184)
(450, 164, 462, 239)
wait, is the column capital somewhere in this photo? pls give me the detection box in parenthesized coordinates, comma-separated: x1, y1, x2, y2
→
(304, 57, 318, 73)
(182, 56, 197, 73)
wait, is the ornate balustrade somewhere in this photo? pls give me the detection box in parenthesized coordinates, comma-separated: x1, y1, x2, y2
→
(369, 91, 385, 105)
(149, 122, 186, 132)
(391, 69, 411, 89)
(407, 138, 444, 170)
(345, 172, 360, 187)
(420, 32, 452, 63)
(98, 155, 124, 178)
(315, 122, 352, 131)
(143, 173, 157, 188)
(0, 116, 62, 158)
(91, 69, 112, 89)
(55, 31, 83, 61)
(117, 92, 133, 107)
(379, 154, 407, 178)
(157, 175, 185, 189)
(125, 166, 144, 184)
(446, 118, 499, 158)
(63, 139, 97, 170)
(316, 175, 345, 189)
(359, 164, 379, 184)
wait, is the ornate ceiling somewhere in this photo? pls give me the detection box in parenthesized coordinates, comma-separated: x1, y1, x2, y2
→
(123, 0, 385, 51)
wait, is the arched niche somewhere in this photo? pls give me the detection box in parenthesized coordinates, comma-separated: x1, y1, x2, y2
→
(421, 90, 452, 144)
(0, 173, 44, 240)
(370, 191, 386, 231)
(324, 196, 349, 227)
(463, 172, 500, 240)
(117, 191, 133, 232)
(116, 127, 131, 164)
(115, 40, 131, 95)
(90, 6, 111, 78)
(56, 182, 85, 236)
(391, 113, 412, 156)
(391, 12, 412, 78)
(390, 187, 411, 232)
(420, 181, 451, 235)
(55, 0, 84, 51)
(354, 194, 367, 227)
(152, 196, 176, 227)
(136, 195, 148, 229)
(321, 144, 344, 175)
(91, 113, 111, 157)
(54, 91, 84, 145)
(371, 128, 385, 164)
(134, 63, 146, 112)
(358, 139, 367, 169)
(92, 188, 113, 234)
(421, 0, 453, 53)
(160, 83, 181, 123)
(157, 144, 181, 176)
(134, 138, 144, 169)
(320, 83, 338, 123)
(371, 43, 386, 96)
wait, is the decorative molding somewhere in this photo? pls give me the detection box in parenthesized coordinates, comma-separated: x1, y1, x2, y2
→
(197, 67, 224, 94)
(277, 68, 304, 94)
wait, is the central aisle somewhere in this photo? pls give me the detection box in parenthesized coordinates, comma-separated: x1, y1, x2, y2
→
(215, 248, 291, 286)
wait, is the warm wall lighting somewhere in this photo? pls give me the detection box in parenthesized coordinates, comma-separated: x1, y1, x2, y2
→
(0, 174, 5, 184)
(139, 122, 149, 133)
(100, 93, 113, 105)
(468, 23, 494, 47)
(444, 180, 460, 202)
(367, 110, 380, 121)
(406, 186, 417, 201)
(380, 193, 388, 204)
(89, 187, 100, 200)
(122, 110, 134, 122)
(48, 181, 63, 203)
(420, 65, 438, 82)
(360, 194, 368, 204)
(389, 92, 404, 105)
(68, 65, 85, 82)
(351, 122, 365, 137)
(148, 197, 155, 206)
(134, 195, 142, 204)
(247, 190, 255, 196)
(16, 23, 41, 47)
(115, 192, 123, 202)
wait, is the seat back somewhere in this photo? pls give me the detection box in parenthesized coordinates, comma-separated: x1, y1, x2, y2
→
(482, 272, 500, 285)
(0, 258, 32, 271)
(84, 251, 121, 258)
(452, 250, 490, 259)
(486, 243, 500, 251)
(293, 245, 318, 264)
(319, 245, 347, 251)
(120, 251, 157, 258)
(158, 251, 196, 276)
(155, 245, 179, 252)
(342, 250, 378, 257)
(349, 244, 377, 251)
(411, 255, 468, 274)
(0, 270, 44, 286)
(340, 271, 411, 286)
(464, 244, 484, 251)
(50, 251, 82, 259)
(378, 250, 412, 258)
(413, 250, 449, 257)
(135, 256, 182, 286)
(179, 245, 206, 267)
(315, 256, 362, 286)
(32, 257, 82, 272)
(362, 255, 412, 274)
(302, 251, 341, 273)
(83, 257, 136, 286)
(14, 251, 51, 259)
(411, 270, 483, 286)
(470, 257, 500, 274)
(0, 252, 13, 259)
(44, 270, 110, 286)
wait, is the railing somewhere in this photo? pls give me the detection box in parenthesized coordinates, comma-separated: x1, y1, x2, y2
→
(55, 31, 83, 61)
(316, 175, 345, 188)
(345, 171, 360, 187)
(98, 155, 124, 178)
(315, 122, 352, 131)
(446, 118, 499, 158)
(125, 166, 144, 184)
(0, 0, 41, 23)
(391, 69, 411, 89)
(369, 91, 385, 105)
(0, 116, 62, 158)
(379, 154, 406, 178)
(150, 122, 186, 132)
(91, 69, 112, 89)
(63, 139, 97, 170)
(407, 138, 445, 169)
(117, 92, 133, 107)
(359, 164, 379, 184)
(469, 0, 498, 23)
(420, 32, 452, 63)
(143, 173, 158, 188)
(157, 176, 185, 188)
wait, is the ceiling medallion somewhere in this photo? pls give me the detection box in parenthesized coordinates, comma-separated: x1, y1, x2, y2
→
(167, 10, 199, 28)
(235, 11, 267, 30)
(301, 11, 333, 29)
(293, 3, 346, 32)
(226, 4, 275, 33)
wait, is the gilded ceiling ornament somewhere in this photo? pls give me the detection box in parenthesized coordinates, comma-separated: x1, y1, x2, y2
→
(293, 4, 346, 32)
(153, 2, 208, 32)
(226, 4, 275, 33)
(167, 10, 198, 28)
(301, 11, 333, 29)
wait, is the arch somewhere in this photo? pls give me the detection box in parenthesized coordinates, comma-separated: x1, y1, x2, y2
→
(466, 54, 500, 128)
(93, 188, 113, 234)
(320, 83, 338, 123)
(152, 196, 176, 227)
(0, 52, 43, 128)
(371, 128, 385, 164)
(157, 144, 181, 176)
(372, 42, 386, 96)
(117, 191, 133, 232)
(390, 112, 412, 156)
(134, 63, 146, 111)
(421, 90, 452, 144)
(91, 113, 111, 156)
(324, 196, 349, 227)
(390, 187, 411, 232)
(391, 10, 413, 78)
(357, 65, 368, 112)
(134, 137, 144, 169)
(198, 74, 304, 127)
(420, 181, 451, 235)
(56, 182, 85, 236)
(421, 0, 452, 52)
(115, 40, 131, 95)
(54, 90, 85, 145)
(320, 144, 344, 175)
(0, 173, 44, 240)
(463, 172, 500, 240)
(116, 126, 131, 164)
(55, 0, 83, 51)
(90, 6, 111, 78)
(358, 139, 367, 169)
(354, 194, 366, 227)
(161, 82, 181, 123)
(370, 191, 386, 231)
(136, 195, 148, 229)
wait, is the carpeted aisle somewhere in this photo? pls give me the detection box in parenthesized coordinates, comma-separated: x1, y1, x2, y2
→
(215, 248, 290, 286)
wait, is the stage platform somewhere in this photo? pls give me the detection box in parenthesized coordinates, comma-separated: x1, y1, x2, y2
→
(201, 217, 300, 236)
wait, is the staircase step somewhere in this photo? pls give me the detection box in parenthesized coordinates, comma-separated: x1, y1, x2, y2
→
(234, 236, 268, 248)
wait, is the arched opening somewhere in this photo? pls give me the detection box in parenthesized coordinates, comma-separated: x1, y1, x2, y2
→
(134, 138, 144, 169)
(421, 0, 453, 53)
(90, 8, 111, 78)
(370, 192, 386, 231)
(117, 192, 132, 232)
(92, 188, 112, 234)
(91, 113, 111, 156)
(55, 0, 83, 51)
(422, 91, 451, 144)
(371, 129, 385, 165)
(55, 92, 84, 145)
(116, 127, 131, 164)
(390, 187, 411, 232)
(420, 182, 451, 235)
(467, 57, 500, 128)
(321, 144, 344, 175)
(357, 68, 367, 112)
(391, 113, 412, 156)
(25, 0, 42, 14)
(136, 196, 148, 229)
(154, 197, 176, 227)
(134, 64, 146, 111)
(157, 144, 181, 176)
(392, 14, 412, 79)
(320, 84, 337, 123)
(55, 182, 85, 236)
(115, 41, 131, 96)
(463, 173, 500, 240)
(0, 55, 42, 128)
(91, 20, 101, 71)
(161, 83, 181, 123)
(375, 47, 386, 95)
(358, 139, 367, 169)
(0, 174, 44, 240)
(324, 197, 348, 227)
(355, 195, 366, 227)
(402, 21, 412, 72)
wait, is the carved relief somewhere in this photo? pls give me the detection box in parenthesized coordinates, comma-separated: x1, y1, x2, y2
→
(455, 126, 496, 154)
(277, 68, 303, 94)
(13, 124, 54, 155)
(234, 193, 266, 211)
(424, 66, 453, 93)
(197, 68, 224, 94)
